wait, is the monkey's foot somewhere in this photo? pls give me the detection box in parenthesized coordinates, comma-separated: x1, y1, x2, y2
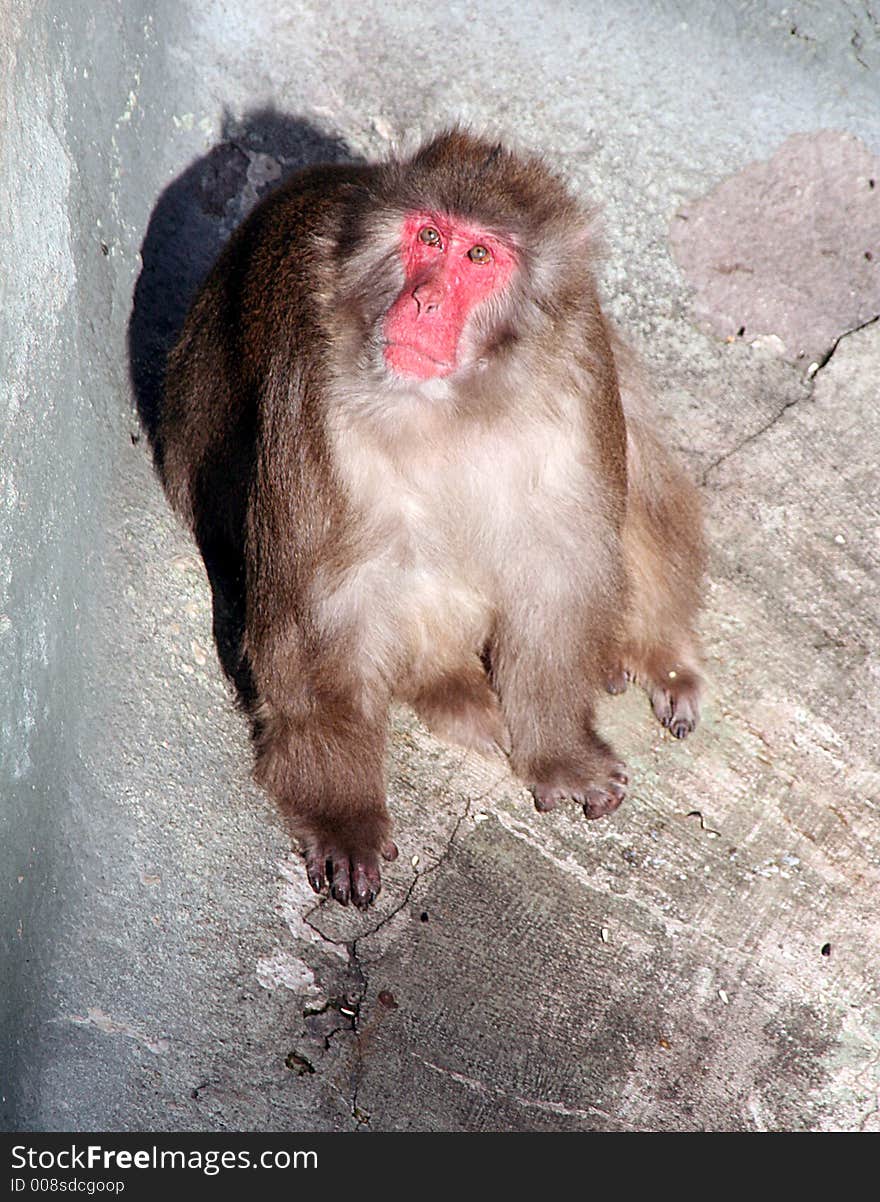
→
(612, 650, 704, 740)
(647, 666, 702, 740)
(410, 668, 511, 758)
(303, 825, 398, 909)
(527, 744, 628, 819)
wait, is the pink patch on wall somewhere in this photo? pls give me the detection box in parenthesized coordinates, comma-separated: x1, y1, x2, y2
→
(670, 131, 880, 364)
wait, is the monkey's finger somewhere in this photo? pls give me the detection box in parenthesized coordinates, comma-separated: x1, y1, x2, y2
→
(351, 859, 382, 909)
(669, 698, 698, 739)
(652, 690, 677, 729)
(531, 785, 563, 812)
(605, 668, 629, 695)
(330, 855, 351, 906)
(583, 786, 624, 820)
(381, 840, 399, 861)
(305, 856, 327, 895)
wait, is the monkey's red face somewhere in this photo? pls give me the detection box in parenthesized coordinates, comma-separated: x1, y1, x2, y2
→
(382, 212, 517, 380)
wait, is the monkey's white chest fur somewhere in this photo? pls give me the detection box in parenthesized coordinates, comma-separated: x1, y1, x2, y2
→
(320, 405, 592, 692)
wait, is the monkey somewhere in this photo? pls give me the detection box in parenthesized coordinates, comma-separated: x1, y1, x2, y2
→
(156, 128, 706, 909)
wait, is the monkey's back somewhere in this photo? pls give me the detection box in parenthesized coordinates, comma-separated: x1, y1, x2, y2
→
(157, 162, 375, 537)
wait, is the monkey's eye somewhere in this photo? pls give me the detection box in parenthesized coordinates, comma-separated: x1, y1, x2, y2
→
(419, 226, 442, 246)
(468, 244, 492, 264)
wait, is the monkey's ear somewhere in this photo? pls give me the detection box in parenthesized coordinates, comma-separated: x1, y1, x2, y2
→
(328, 208, 408, 318)
(559, 200, 604, 260)
(523, 209, 603, 309)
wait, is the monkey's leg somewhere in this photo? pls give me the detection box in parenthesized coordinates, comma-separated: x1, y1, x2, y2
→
(253, 691, 397, 908)
(407, 656, 510, 757)
(613, 488, 706, 740)
(491, 607, 628, 820)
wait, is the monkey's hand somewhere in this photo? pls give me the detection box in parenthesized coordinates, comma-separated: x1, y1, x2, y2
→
(301, 815, 399, 909)
(527, 738, 628, 820)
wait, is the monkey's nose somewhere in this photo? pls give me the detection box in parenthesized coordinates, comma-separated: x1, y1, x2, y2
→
(412, 282, 443, 314)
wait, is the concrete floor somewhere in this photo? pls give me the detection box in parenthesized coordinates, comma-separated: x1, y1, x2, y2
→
(1, 0, 878, 1131)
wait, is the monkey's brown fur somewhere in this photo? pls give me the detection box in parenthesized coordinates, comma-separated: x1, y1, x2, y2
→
(158, 129, 706, 907)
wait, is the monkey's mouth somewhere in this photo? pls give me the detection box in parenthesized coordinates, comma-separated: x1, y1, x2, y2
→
(383, 341, 455, 380)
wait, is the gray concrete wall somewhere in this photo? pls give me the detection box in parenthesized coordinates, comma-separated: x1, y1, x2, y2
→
(0, 0, 174, 1123)
(1, 1, 878, 1131)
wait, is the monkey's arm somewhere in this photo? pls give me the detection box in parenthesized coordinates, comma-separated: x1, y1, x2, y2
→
(243, 365, 396, 907)
(612, 352, 707, 738)
(490, 529, 629, 818)
(490, 354, 631, 817)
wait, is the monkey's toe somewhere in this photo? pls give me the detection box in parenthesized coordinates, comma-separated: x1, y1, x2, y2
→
(583, 762, 628, 818)
(669, 714, 696, 739)
(329, 855, 351, 906)
(306, 861, 326, 895)
(350, 859, 382, 908)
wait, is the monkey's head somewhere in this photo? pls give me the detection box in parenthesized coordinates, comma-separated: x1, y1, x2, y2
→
(381, 210, 517, 380)
(333, 129, 597, 396)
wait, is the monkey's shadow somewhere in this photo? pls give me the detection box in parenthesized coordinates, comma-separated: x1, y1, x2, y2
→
(128, 109, 360, 706)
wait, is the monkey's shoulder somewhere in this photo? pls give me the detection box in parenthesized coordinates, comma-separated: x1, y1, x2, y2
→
(222, 162, 375, 265)
(175, 164, 370, 371)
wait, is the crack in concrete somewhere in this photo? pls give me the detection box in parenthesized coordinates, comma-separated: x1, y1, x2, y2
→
(299, 792, 477, 950)
(702, 313, 880, 484)
(414, 1054, 637, 1128)
(347, 950, 370, 1127)
(347, 794, 473, 1125)
(301, 906, 348, 948)
(811, 312, 879, 377)
(843, 0, 878, 64)
(355, 770, 512, 944)
(701, 392, 805, 485)
(302, 996, 357, 1053)
(297, 792, 474, 1127)
(292, 769, 544, 1125)
(787, 23, 816, 46)
(851, 33, 869, 68)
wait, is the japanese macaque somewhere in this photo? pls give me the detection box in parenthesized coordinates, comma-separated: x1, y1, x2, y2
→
(157, 129, 706, 908)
